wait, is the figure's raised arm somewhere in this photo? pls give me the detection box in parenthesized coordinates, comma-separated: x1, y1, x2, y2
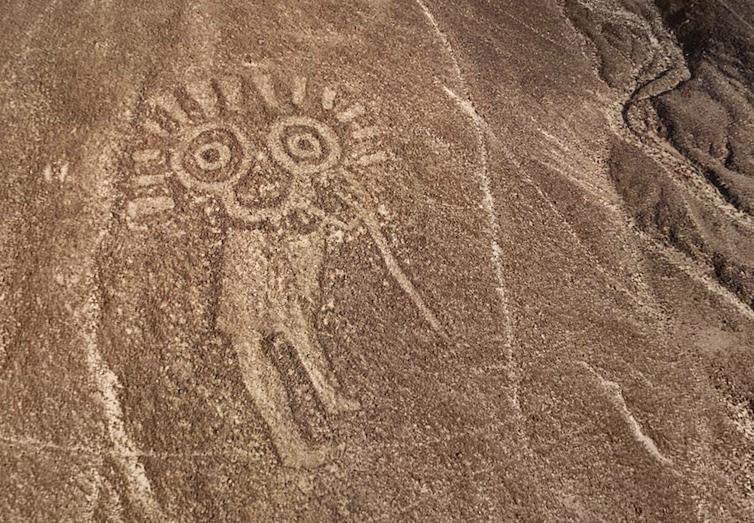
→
(331, 167, 450, 342)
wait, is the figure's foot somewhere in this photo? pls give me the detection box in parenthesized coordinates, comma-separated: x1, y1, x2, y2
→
(278, 443, 332, 470)
(320, 392, 362, 416)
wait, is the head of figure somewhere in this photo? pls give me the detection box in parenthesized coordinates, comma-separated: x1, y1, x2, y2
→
(172, 116, 342, 221)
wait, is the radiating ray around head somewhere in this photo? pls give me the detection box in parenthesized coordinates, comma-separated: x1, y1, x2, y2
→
(349, 141, 372, 159)
(292, 77, 307, 107)
(353, 150, 388, 167)
(352, 126, 382, 141)
(337, 103, 365, 123)
(127, 196, 175, 221)
(150, 93, 190, 125)
(321, 86, 337, 111)
(142, 119, 170, 138)
(250, 71, 279, 110)
(131, 174, 170, 189)
(185, 79, 219, 119)
(217, 75, 244, 112)
(131, 149, 163, 164)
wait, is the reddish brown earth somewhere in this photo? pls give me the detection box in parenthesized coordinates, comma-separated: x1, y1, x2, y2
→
(1, 1, 753, 521)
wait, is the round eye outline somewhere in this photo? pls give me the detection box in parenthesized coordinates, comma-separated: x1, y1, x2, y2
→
(170, 122, 253, 196)
(193, 142, 232, 171)
(286, 133, 322, 160)
(267, 116, 341, 176)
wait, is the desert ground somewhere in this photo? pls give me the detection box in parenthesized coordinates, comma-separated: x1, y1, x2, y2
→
(1, 0, 753, 521)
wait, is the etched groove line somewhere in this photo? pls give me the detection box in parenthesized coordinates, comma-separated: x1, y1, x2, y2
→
(416, 0, 520, 420)
(638, 229, 754, 323)
(442, 86, 520, 419)
(0, 434, 266, 460)
(336, 103, 365, 123)
(185, 78, 220, 118)
(526, 169, 664, 319)
(321, 86, 337, 110)
(81, 283, 173, 521)
(415, 0, 465, 92)
(416, 0, 522, 418)
(622, 102, 754, 234)
(80, 78, 174, 520)
(712, 0, 754, 35)
(250, 70, 280, 110)
(292, 76, 307, 107)
(335, 171, 449, 341)
(579, 361, 675, 467)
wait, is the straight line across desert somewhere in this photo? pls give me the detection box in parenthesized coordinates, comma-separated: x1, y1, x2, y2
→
(1, 1, 753, 521)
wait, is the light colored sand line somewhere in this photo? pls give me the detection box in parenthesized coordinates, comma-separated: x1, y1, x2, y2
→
(0, 434, 263, 460)
(337, 103, 365, 123)
(150, 93, 189, 125)
(249, 71, 280, 110)
(419, 0, 521, 422)
(75, 462, 110, 522)
(536, 156, 620, 212)
(550, 93, 754, 323)
(321, 86, 337, 111)
(98, 473, 126, 523)
(442, 86, 519, 414)
(77, 79, 174, 519)
(131, 174, 170, 189)
(353, 126, 382, 141)
(142, 119, 170, 139)
(131, 149, 162, 164)
(217, 75, 244, 112)
(460, 100, 665, 319)
(126, 195, 175, 221)
(292, 76, 307, 107)
(185, 78, 219, 118)
(640, 231, 754, 324)
(525, 173, 662, 318)
(353, 150, 388, 167)
(499, 10, 571, 52)
(335, 170, 449, 341)
(580, 362, 673, 466)
(360, 204, 449, 342)
(78, 293, 172, 522)
(713, 0, 754, 34)
(415, 0, 464, 91)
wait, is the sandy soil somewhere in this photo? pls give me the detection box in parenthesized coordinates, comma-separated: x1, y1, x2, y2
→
(1, 1, 753, 521)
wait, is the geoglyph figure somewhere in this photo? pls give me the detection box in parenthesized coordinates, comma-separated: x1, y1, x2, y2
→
(124, 68, 446, 468)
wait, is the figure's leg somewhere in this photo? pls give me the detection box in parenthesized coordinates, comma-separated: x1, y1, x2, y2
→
(219, 228, 328, 468)
(232, 329, 329, 469)
(284, 230, 360, 415)
(285, 303, 361, 415)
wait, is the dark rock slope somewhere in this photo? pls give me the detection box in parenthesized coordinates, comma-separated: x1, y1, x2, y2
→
(568, 0, 754, 310)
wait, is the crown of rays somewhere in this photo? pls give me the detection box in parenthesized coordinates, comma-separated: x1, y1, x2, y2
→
(126, 70, 388, 226)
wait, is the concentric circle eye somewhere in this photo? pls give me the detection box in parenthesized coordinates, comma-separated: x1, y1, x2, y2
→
(267, 116, 341, 175)
(170, 124, 252, 195)
(181, 128, 243, 183)
(286, 133, 322, 160)
(194, 142, 231, 171)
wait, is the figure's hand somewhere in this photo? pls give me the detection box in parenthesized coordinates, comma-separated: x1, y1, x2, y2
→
(330, 167, 375, 212)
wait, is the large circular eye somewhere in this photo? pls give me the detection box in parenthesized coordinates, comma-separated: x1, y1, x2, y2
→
(181, 128, 243, 183)
(267, 116, 341, 175)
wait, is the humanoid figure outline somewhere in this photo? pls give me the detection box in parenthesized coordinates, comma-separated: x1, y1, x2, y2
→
(127, 71, 446, 468)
